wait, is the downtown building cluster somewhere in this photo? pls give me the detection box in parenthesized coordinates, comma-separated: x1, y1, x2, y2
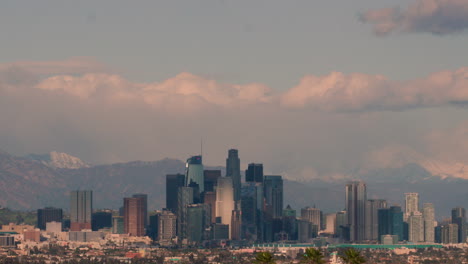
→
(0, 149, 466, 250)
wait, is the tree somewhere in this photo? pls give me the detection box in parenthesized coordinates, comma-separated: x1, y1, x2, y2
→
(302, 248, 325, 264)
(254, 251, 276, 264)
(340, 248, 366, 264)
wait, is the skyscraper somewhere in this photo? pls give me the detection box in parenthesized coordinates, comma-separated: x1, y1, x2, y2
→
(216, 177, 235, 239)
(365, 199, 387, 241)
(405, 193, 419, 221)
(186, 204, 205, 243)
(177, 186, 194, 239)
(132, 194, 148, 228)
(185, 155, 204, 193)
(226, 149, 241, 201)
(346, 181, 367, 242)
(378, 206, 403, 242)
(246, 163, 263, 183)
(124, 197, 145, 236)
(451, 207, 466, 243)
(301, 207, 321, 228)
(423, 203, 435, 243)
(263, 175, 284, 219)
(70, 190, 93, 231)
(441, 223, 459, 244)
(203, 170, 221, 193)
(408, 211, 424, 243)
(166, 174, 185, 214)
(157, 209, 177, 243)
(37, 207, 63, 230)
(241, 183, 259, 241)
(92, 211, 112, 231)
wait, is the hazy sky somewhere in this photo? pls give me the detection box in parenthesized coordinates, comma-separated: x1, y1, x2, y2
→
(1, 0, 468, 179)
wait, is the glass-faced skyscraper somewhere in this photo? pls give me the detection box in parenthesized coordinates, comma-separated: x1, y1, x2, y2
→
(264, 175, 284, 219)
(70, 190, 93, 231)
(405, 193, 419, 220)
(185, 156, 204, 193)
(226, 149, 241, 202)
(365, 199, 387, 241)
(246, 163, 263, 183)
(166, 174, 185, 214)
(452, 207, 466, 243)
(423, 203, 435, 242)
(216, 177, 235, 239)
(345, 181, 367, 242)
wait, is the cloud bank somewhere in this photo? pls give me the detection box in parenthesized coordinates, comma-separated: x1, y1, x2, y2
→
(1, 58, 468, 180)
(361, 0, 468, 35)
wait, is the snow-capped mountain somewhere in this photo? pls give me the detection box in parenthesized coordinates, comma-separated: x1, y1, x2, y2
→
(25, 151, 90, 169)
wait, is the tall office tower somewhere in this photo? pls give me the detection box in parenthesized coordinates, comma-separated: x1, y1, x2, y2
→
(203, 191, 217, 224)
(166, 174, 185, 214)
(263, 175, 284, 219)
(177, 186, 194, 239)
(335, 211, 348, 240)
(324, 213, 337, 234)
(404, 193, 419, 221)
(124, 197, 145, 236)
(423, 203, 435, 242)
(132, 194, 148, 228)
(216, 177, 235, 239)
(187, 204, 205, 243)
(245, 163, 263, 183)
(92, 211, 112, 231)
(346, 181, 367, 242)
(451, 207, 466, 243)
(441, 224, 459, 244)
(282, 205, 298, 241)
(226, 149, 241, 201)
(365, 199, 387, 241)
(408, 211, 424, 243)
(37, 207, 63, 230)
(158, 210, 177, 243)
(241, 183, 259, 241)
(148, 212, 159, 240)
(378, 206, 404, 243)
(301, 207, 322, 228)
(185, 155, 204, 193)
(298, 220, 313, 243)
(203, 170, 221, 193)
(231, 209, 242, 240)
(112, 216, 124, 234)
(70, 190, 93, 231)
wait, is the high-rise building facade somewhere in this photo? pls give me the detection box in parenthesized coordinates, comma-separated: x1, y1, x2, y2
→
(365, 199, 387, 241)
(264, 175, 283, 219)
(378, 206, 403, 243)
(215, 177, 235, 239)
(185, 156, 204, 193)
(405, 193, 419, 221)
(112, 216, 124, 234)
(132, 194, 148, 228)
(346, 181, 367, 242)
(301, 207, 321, 228)
(226, 149, 241, 201)
(451, 207, 466, 243)
(186, 204, 205, 243)
(158, 210, 177, 242)
(335, 211, 348, 240)
(124, 197, 145, 236)
(37, 207, 63, 230)
(92, 211, 112, 231)
(166, 174, 185, 214)
(423, 203, 435, 242)
(177, 186, 194, 239)
(408, 211, 424, 243)
(70, 190, 93, 231)
(441, 223, 459, 244)
(203, 170, 221, 193)
(245, 163, 263, 183)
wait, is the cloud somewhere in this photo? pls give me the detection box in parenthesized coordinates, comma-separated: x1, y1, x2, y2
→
(361, 0, 468, 35)
(281, 68, 468, 111)
(0, 57, 108, 76)
(2, 58, 468, 181)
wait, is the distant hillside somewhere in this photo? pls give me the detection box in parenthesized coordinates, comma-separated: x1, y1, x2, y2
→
(0, 150, 466, 219)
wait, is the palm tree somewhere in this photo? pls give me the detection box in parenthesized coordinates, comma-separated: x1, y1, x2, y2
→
(254, 251, 276, 264)
(340, 248, 366, 264)
(302, 248, 326, 264)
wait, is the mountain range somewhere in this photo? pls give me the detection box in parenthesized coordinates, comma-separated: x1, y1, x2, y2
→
(0, 149, 466, 219)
